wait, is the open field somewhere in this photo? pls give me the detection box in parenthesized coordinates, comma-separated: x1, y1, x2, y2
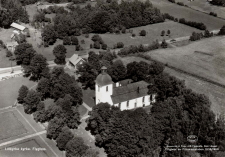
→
(0, 48, 17, 68)
(145, 36, 225, 86)
(100, 21, 200, 48)
(0, 77, 35, 108)
(0, 139, 49, 157)
(143, 0, 225, 30)
(176, 0, 225, 19)
(0, 111, 27, 141)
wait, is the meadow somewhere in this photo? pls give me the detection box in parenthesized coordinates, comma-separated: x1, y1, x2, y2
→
(147, 0, 225, 30)
(0, 111, 27, 141)
(100, 21, 200, 48)
(176, 0, 225, 19)
(0, 77, 35, 108)
(146, 36, 225, 86)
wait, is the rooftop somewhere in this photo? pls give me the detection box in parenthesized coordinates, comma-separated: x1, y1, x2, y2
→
(111, 81, 149, 104)
(69, 54, 83, 65)
(10, 23, 26, 31)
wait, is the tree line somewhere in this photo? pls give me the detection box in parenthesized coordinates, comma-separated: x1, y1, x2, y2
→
(210, 0, 225, 6)
(42, 0, 164, 45)
(163, 13, 207, 30)
(86, 60, 225, 157)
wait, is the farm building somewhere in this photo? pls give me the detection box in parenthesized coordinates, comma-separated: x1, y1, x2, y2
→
(10, 23, 29, 35)
(6, 41, 18, 53)
(95, 66, 156, 111)
(66, 54, 85, 71)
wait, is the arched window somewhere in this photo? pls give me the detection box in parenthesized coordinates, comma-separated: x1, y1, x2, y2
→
(106, 86, 108, 91)
(98, 85, 100, 92)
(127, 101, 129, 107)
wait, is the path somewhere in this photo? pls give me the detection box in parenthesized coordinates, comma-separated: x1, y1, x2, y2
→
(0, 131, 46, 147)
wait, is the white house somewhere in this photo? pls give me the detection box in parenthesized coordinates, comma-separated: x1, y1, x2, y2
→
(95, 66, 156, 110)
(66, 54, 85, 71)
(10, 22, 29, 35)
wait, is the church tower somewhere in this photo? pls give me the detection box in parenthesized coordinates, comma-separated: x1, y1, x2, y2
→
(95, 66, 113, 105)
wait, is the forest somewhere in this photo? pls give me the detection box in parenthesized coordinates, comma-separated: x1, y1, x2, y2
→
(42, 0, 164, 45)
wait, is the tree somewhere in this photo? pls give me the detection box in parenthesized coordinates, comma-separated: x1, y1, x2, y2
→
(53, 44, 67, 65)
(36, 78, 51, 99)
(93, 41, 100, 49)
(24, 54, 49, 81)
(63, 36, 71, 45)
(161, 39, 168, 48)
(17, 85, 29, 104)
(140, 30, 146, 36)
(23, 90, 41, 114)
(56, 126, 74, 151)
(117, 42, 124, 48)
(218, 25, 225, 35)
(102, 43, 107, 50)
(161, 30, 165, 36)
(65, 137, 89, 157)
(86, 103, 157, 157)
(14, 43, 36, 65)
(167, 30, 171, 36)
(33, 102, 47, 123)
(47, 117, 65, 140)
(42, 24, 57, 45)
(108, 59, 126, 82)
(71, 36, 79, 45)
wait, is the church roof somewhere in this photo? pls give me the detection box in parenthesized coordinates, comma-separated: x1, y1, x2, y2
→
(113, 79, 133, 88)
(96, 67, 113, 86)
(111, 81, 149, 104)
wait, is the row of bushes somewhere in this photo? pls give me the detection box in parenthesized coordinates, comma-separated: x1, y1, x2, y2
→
(209, 12, 217, 17)
(189, 30, 214, 41)
(163, 13, 206, 30)
(118, 40, 163, 56)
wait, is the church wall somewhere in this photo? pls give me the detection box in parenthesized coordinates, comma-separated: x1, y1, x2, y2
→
(95, 84, 113, 105)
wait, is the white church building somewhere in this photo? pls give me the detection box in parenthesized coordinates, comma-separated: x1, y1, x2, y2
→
(95, 66, 156, 110)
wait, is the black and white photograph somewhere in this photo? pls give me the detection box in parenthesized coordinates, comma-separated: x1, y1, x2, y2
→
(0, 0, 225, 156)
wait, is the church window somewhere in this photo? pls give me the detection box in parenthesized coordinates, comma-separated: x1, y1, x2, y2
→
(118, 103, 121, 109)
(106, 86, 108, 91)
(150, 95, 153, 101)
(127, 101, 129, 107)
(135, 102, 137, 108)
(98, 86, 100, 92)
(142, 96, 145, 102)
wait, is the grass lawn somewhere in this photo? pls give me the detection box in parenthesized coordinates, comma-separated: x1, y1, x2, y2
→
(99, 21, 200, 48)
(0, 77, 35, 108)
(145, 36, 225, 86)
(176, 0, 225, 19)
(0, 47, 17, 68)
(146, 0, 225, 30)
(0, 111, 27, 141)
(0, 139, 48, 157)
